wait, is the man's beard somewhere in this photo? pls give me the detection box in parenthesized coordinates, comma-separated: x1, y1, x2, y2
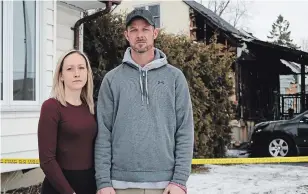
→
(131, 42, 153, 53)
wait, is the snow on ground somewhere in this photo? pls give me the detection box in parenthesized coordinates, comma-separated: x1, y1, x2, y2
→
(187, 164, 308, 194)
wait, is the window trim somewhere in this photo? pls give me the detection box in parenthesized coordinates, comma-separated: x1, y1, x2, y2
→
(0, 1, 2, 101)
(1, 1, 10, 106)
(133, 3, 161, 28)
(1, 1, 42, 108)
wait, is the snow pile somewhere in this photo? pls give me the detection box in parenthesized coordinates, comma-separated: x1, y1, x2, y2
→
(187, 164, 308, 194)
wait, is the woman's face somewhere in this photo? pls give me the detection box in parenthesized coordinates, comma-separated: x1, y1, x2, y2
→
(60, 52, 88, 91)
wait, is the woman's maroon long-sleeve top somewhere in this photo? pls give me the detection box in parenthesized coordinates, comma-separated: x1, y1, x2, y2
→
(37, 98, 97, 194)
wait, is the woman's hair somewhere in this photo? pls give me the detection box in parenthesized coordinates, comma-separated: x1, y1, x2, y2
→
(51, 49, 95, 114)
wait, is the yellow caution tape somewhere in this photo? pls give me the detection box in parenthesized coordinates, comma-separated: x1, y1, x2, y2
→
(192, 156, 308, 164)
(1, 159, 40, 164)
(1, 157, 308, 165)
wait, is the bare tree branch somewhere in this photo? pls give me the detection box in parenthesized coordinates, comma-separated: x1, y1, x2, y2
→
(232, 0, 246, 27)
(218, 0, 230, 16)
(203, 0, 252, 28)
(214, 1, 217, 13)
(208, 0, 230, 16)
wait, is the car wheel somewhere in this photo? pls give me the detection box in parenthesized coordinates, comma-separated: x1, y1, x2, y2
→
(267, 136, 295, 157)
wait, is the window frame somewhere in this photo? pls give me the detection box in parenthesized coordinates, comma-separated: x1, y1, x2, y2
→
(134, 3, 161, 28)
(0, 1, 2, 101)
(1, 1, 42, 109)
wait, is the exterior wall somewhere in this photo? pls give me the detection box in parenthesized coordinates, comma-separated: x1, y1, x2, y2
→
(1, 1, 57, 173)
(1, 1, 81, 174)
(113, 0, 190, 36)
(56, 3, 82, 59)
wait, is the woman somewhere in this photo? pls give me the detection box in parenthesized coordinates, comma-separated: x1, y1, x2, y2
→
(38, 49, 97, 194)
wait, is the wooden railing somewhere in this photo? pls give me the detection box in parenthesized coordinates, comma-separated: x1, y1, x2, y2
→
(279, 93, 308, 119)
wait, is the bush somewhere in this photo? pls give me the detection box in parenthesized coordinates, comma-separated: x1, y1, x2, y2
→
(84, 12, 235, 158)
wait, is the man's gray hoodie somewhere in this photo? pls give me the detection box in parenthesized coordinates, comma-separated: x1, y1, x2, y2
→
(95, 47, 194, 190)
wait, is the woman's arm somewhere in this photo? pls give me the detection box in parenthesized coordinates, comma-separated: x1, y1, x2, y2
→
(38, 99, 75, 194)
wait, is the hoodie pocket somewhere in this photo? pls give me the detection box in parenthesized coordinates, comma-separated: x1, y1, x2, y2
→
(111, 112, 176, 172)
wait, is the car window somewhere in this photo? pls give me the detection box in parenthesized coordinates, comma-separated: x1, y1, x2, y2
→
(301, 114, 308, 123)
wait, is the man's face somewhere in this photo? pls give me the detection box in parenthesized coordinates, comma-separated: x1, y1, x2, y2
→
(124, 18, 158, 53)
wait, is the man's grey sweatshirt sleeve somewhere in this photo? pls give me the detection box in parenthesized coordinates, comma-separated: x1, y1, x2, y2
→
(171, 71, 194, 187)
(95, 75, 114, 190)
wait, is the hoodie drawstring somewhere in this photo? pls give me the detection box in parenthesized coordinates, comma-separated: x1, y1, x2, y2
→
(140, 70, 149, 104)
(139, 70, 144, 103)
(145, 70, 149, 104)
(122, 47, 168, 105)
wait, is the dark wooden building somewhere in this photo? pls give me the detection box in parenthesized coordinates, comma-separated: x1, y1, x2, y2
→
(184, 0, 308, 124)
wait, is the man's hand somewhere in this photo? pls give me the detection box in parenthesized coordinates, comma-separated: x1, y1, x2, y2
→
(96, 187, 116, 194)
(163, 184, 186, 194)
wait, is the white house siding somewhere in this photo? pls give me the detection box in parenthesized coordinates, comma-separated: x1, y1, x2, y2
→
(45, 1, 57, 107)
(1, 1, 57, 173)
(56, 3, 82, 60)
(1, 1, 83, 174)
(113, 0, 190, 36)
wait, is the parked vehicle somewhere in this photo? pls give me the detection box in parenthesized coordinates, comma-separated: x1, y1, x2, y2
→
(249, 110, 308, 157)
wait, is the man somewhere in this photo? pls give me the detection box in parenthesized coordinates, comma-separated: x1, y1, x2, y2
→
(95, 9, 194, 194)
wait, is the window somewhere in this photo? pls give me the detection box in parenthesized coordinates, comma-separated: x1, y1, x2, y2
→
(1, 1, 40, 107)
(136, 4, 160, 28)
(13, 1, 36, 101)
(300, 114, 308, 123)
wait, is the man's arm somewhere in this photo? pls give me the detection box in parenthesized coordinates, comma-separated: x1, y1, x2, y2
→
(171, 71, 194, 187)
(95, 75, 114, 190)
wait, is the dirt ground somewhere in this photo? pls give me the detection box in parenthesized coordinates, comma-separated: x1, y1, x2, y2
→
(4, 183, 42, 194)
